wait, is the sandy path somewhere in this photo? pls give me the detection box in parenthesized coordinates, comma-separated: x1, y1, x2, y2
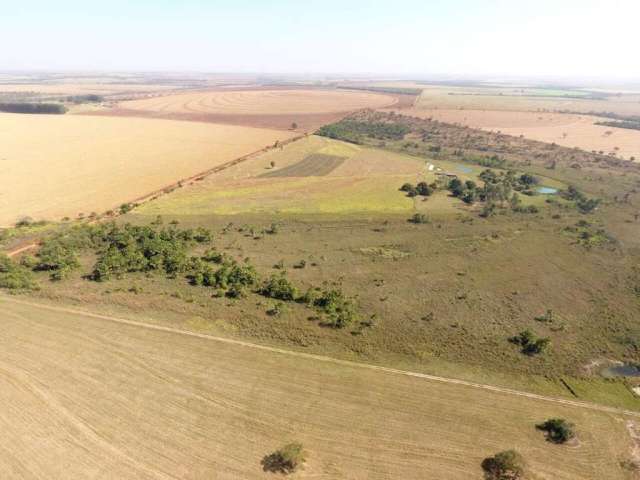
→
(3, 296, 638, 419)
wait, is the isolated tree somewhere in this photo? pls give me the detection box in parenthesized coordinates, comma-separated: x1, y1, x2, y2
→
(537, 418, 575, 444)
(261, 443, 306, 474)
(270, 160, 276, 169)
(291, 122, 298, 130)
(481, 450, 525, 480)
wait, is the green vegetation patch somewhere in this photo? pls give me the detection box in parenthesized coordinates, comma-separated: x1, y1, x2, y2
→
(0, 102, 67, 114)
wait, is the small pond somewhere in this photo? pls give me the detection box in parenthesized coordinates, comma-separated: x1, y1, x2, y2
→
(600, 364, 640, 378)
(456, 165, 473, 174)
(537, 186, 558, 195)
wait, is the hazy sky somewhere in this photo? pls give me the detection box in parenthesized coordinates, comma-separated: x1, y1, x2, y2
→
(2, 0, 639, 78)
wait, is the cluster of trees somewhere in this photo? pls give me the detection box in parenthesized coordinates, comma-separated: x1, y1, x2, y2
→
(188, 252, 257, 298)
(91, 223, 212, 281)
(595, 120, 640, 131)
(510, 330, 551, 356)
(19, 221, 360, 329)
(0, 255, 36, 290)
(317, 120, 410, 144)
(65, 94, 104, 104)
(444, 170, 543, 216)
(400, 181, 435, 197)
(560, 186, 601, 214)
(260, 274, 359, 328)
(0, 102, 67, 114)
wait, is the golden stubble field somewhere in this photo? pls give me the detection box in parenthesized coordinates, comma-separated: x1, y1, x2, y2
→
(0, 113, 294, 225)
(121, 89, 397, 116)
(0, 297, 633, 480)
(396, 108, 640, 161)
(100, 88, 398, 131)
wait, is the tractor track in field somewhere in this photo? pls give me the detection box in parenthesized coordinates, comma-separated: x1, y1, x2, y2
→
(2, 295, 639, 420)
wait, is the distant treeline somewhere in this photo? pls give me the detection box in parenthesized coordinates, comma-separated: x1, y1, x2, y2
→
(0, 102, 67, 114)
(65, 94, 104, 104)
(595, 120, 640, 131)
(317, 119, 410, 143)
(339, 86, 423, 96)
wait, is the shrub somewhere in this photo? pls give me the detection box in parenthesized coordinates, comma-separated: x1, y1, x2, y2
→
(314, 287, 358, 328)
(260, 274, 298, 301)
(0, 255, 36, 290)
(34, 239, 80, 280)
(416, 181, 433, 196)
(481, 450, 525, 480)
(510, 329, 550, 356)
(409, 213, 429, 224)
(261, 442, 306, 474)
(536, 418, 575, 444)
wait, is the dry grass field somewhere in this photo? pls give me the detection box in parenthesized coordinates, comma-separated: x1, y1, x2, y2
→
(0, 297, 634, 480)
(97, 89, 398, 130)
(0, 113, 294, 225)
(395, 108, 640, 161)
(136, 135, 559, 217)
(135, 135, 435, 216)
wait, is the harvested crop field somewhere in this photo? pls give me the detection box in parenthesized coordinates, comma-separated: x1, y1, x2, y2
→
(94, 89, 397, 131)
(413, 84, 640, 117)
(0, 297, 633, 480)
(260, 153, 345, 177)
(0, 113, 294, 225)
(397, 108, 640, 161)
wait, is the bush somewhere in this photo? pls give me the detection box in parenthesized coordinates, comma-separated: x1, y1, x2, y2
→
(409, 213, 429, 224)
(34, 239, 80, 280)
(536, 418, 575, 444)
(314, 287, 358, 328)
(261, 442, 306, 474)
(481, 450, 525, 479)
(260, 274, 298, 301)
(510, 329, 550, 356)
(0, 255, 36, 290)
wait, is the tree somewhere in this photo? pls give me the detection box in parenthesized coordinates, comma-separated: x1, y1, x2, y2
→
(481, 450, 525, 480)
(291, 122, 298, 130)
(270, 160, 276, 169)
(448, 178, 464, 197)
(261, 442, 306, 474)
(536, 418, 575, 444)
(416, 181, 433, 196)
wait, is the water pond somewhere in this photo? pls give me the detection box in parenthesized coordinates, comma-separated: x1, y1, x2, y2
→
(600, 364, 640, 378)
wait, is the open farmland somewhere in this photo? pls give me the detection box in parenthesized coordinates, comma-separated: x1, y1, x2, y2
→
(395, 108, 640, 161)
(136, 134, 560, 217)
(0, 113, 294, 225)
(413, 84, 640, 117)
(99, 88, 397, 130)
(135, 135, 428, 216)
(0, 297, 635, 480)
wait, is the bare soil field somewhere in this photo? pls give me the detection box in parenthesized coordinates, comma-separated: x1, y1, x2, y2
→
(0, 113, 294, 225)
(396, 108, 640, 161)
(0, 297, 633, 480)
(93, 89, 397, 131)
(260, 153, 346, 177)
